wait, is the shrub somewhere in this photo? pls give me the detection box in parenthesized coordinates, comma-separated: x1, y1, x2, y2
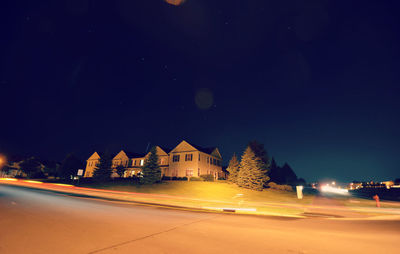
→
(162, 176, 171, 181)
(268, 182, 293, 191)
(189, 177, 202, 181)
(200, 174, 214, 182)
(170, 176, 188, 181)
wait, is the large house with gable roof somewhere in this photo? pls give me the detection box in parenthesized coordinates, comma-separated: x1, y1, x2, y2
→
(83, 140, 223, 179)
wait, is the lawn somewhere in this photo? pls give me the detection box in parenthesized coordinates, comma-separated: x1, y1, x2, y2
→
(81, 180, 310, 203)
(78, 180, 314, 217)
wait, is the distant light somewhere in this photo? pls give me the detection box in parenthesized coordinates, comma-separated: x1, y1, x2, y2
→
(321, 185, 348, 195)
(332, 181, 336, 185)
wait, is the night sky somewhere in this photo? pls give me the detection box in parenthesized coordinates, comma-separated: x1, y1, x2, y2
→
(1, 0, 399, 183)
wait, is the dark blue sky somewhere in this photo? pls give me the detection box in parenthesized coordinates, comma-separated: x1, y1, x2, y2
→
(1, 0, 399, 182)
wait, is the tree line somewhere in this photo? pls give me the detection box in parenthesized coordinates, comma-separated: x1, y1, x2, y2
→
(226, 141, 305, 191)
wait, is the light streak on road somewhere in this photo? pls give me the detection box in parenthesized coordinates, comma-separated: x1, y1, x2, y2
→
(23, 180, 43, 184)
(0, 178, 18, 181)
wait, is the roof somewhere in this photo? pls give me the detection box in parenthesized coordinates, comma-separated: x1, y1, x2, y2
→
(158, 146, 172, 154)
(189, 143, 217, 155)
(124, 151, 146, 158)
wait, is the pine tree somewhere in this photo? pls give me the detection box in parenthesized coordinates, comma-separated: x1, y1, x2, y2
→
(116, 165, 126, 178)
(237, 146, 269, 191)
(248, 140, 271, 186)
(227, 153, 240, 183)
(281, 163, 297, 185)
(19, 157, 43, 178)
(92, 152, 112, 182)
(269, 157, 282, 184)
(141, 146, 161, 184)
(59, 153, 83, 180)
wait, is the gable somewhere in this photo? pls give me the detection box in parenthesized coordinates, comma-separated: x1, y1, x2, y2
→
(113, 150, 129, 161)
(170, 140, 198, 153)
(211, 148, 222, 159)
(155, 146, 168, 156)
(87, 152, 101, 161)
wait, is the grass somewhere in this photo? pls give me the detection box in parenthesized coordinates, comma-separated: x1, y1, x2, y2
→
(81, 180, 312, 203)
(78, 180, 315, 217)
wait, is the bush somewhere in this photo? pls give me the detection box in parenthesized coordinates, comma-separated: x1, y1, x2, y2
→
(268, 182, 293, 191)
(162, 176, 171, 181)
(189, 177, 202, 181)
(170, 176, 188, 181)
(200, 174, 214, 182)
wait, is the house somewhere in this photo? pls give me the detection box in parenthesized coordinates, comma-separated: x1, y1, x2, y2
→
(83, 140, 223, 179)
(122, 146, 171, 177)
(167, 140, 223, 178)
(84, 152, 102, 177)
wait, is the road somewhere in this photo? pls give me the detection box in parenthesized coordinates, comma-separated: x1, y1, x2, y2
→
(0, 185, 399, 254)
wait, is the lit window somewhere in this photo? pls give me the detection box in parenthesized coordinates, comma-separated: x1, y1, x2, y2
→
(140, 159, 144, 166)
(186, 169, 193, 176)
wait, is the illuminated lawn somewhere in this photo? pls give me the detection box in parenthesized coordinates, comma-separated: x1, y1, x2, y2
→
(80, 180, 313, 216)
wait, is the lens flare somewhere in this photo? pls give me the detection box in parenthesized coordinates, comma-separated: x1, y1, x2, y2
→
(195, 88, 214, 110)
(165, 0, 186, 6)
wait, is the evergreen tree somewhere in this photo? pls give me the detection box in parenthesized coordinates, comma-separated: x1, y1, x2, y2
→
(248, 140, 269, 164)
(269, 157, 283, 184)
(248, 140, 271, 186)
(59, 153, 83, 179)
(141, 146, 161, 184)
(92, 152, 113, 182)
(116, 165, 126, 178)
(19, 157, 43, 178)
(226, 153, 240, 183)
(281, 163, 298, 185)
(237, 146, 269, 191)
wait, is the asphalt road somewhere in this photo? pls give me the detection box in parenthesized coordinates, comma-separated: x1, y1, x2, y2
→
(0, 185, 399, 254)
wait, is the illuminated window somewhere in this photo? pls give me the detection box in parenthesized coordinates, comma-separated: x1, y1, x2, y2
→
(173, 155, 180, 162)
(186, 169, 193, 176)
(140, 159, 144, 166)
(185, 154, 193, 161)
